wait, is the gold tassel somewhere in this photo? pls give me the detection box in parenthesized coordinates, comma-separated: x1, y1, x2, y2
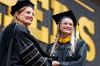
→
(76, 22, 80, 39)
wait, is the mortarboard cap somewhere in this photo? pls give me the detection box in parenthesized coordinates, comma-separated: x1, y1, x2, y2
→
(52, 10, 77, 26)
(11, 0, 34, 16)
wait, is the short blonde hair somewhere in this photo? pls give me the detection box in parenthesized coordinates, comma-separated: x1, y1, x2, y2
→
(12, 6, 29, 22)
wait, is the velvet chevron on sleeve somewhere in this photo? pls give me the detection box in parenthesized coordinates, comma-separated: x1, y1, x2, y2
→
(0, 22, 51, 66)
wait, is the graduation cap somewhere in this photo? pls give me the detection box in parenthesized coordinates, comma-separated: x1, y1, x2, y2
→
(11, 0, 34, 16)
(52, 10, 77, 26)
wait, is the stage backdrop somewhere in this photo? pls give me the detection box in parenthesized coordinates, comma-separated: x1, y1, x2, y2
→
(0, 0, 100, 66)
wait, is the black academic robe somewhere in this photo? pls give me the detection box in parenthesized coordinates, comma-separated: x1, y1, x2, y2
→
(46, 39, 87, 66)
(0, 22, 51, 66)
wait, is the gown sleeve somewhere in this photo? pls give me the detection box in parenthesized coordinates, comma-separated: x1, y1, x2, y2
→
(13, 26, 51, 66)
(46, 44, 52, 56)
(59, 40, 87, 66)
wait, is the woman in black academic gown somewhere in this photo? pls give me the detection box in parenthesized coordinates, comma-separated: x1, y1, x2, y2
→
(0, 0, 51, 66)
(46, 10, 87, 66)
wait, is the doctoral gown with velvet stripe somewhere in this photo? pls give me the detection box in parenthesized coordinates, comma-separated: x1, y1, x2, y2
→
(0, 22, 51, 66)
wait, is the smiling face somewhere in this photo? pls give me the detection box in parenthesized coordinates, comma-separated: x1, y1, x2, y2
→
(59, 17, 74, 35)
(16, 6, 34, 26)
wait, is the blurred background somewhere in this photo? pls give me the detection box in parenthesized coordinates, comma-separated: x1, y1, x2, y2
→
(0, 0, 100, 66)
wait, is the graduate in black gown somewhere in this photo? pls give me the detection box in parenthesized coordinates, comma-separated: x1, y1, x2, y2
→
(0, 0, 51, 66)
(46, 10, 87, 66)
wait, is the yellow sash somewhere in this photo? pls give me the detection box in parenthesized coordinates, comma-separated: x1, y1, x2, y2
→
(59, 36, 71, 43)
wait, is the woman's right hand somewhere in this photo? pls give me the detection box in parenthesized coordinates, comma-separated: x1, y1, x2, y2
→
(52, 61, 60, 66)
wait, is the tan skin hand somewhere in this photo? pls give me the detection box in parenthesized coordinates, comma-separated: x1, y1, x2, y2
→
(52, 61, 60, 66)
